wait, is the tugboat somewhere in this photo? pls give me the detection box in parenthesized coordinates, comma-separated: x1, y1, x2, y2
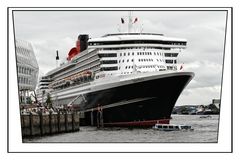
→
(152, 123, 194, 131)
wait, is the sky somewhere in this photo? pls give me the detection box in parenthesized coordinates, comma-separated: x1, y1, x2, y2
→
(13, 10, 227, 106)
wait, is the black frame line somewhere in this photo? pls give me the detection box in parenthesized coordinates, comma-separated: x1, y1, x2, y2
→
(216, 10, 228, 143)
(7, 7, 233, 153)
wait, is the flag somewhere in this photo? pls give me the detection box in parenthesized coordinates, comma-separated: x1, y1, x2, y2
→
(180, 64, 183, 70)
(134, 17, 138, 23)
(121, 18, 124, 24)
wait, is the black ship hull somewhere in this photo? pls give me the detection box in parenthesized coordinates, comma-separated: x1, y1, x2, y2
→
(78, 72, 194, 127)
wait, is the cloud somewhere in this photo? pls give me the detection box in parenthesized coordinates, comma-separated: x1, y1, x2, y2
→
(176, 85, 221, 105)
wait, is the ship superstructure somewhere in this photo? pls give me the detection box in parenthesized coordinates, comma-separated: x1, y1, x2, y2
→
(37, 14, 194, 127)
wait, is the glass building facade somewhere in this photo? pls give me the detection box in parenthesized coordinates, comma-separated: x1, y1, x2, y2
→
(16, 39, 39, 103)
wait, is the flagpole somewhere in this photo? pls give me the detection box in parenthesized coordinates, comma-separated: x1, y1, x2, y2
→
(128, 11, 133, 33)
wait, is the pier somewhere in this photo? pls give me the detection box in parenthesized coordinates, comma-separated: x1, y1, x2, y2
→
(21, 111, 80, 137)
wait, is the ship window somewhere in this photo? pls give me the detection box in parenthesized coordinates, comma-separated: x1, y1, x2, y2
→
(174, 60, 177, 63)
(165, 60, 173, 64)
(100, 66, 118, 71)
(128, 53, 130, 56)
(125, 66, 127, 69)
(165, 53, 178, 57)
(132, 59, 134, 62)
(122, 60, 124, 62)
(120, 53, 122, 56)
(127, 59, 129, 62)
(119, 60, 121, 63)
(98, 53, 117, 58)
(100, 60, 118, 64)
(132, 52, 134, 55)
(124, 53, 126, 56)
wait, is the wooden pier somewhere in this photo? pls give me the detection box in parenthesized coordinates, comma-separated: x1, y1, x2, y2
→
(21, 112, 80, 137)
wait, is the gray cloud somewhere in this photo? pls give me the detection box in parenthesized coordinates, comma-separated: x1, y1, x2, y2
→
(13, 10, 227, 105)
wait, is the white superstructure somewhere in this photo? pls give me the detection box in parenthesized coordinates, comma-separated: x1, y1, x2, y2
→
(88, 33, 186, 78)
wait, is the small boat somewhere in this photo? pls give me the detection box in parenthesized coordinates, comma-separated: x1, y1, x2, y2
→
(152, 123, 194, 131)
(200, 115, 212, 118)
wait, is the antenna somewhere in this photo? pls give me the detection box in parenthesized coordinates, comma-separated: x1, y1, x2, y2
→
(117, 24, 121, 32)
(140, 24, 144, 33)
(128, 11, 133, 33)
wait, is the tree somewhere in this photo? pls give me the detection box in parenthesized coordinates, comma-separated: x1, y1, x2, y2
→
(33, 90, 38, 104)
(26, 96, 32, 104)
(45, 93, 52, 108)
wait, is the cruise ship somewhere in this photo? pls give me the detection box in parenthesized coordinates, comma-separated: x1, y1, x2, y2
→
(37, 14, 194, 127)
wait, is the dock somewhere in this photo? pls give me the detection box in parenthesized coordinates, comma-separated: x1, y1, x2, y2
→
(21, 111, 80, 137)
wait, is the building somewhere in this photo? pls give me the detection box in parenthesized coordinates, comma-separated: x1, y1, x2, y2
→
(16, 39, 39, 103)
(212, 99, 220, 109)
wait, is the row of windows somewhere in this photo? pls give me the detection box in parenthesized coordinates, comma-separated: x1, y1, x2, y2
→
(165, 60, 177, 64)
(98, 53, 117, 58)
(17, 66, 33, 75)
(165, 53, 178, 57)
(166, 66, 177, 70)
(100, 66, 118, 71)
(16, 46, 31, 57)
(139, 65, 164, 69)
(122, 65, 164, 70)
(124, 66, 134, 69)
(100, 60, 118, 64)
(121, 72, 133, 75)
(118, 59, 164, 63)
(119, 59, 134, 63)
(18, 76, 31, 85)
(139, 59, 154, 62)
(120, 69, 165, 75)
(119, 52, 164, 56)
(102, 47, 171, 50)
(89, 40, 186, 46)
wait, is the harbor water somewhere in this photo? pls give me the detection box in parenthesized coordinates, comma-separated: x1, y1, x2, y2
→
(23, 115, 219, 143)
